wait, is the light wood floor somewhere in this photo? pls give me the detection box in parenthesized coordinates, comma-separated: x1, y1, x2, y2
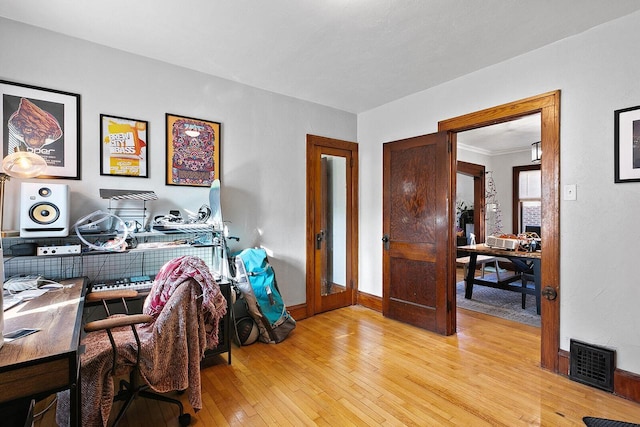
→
(34, 304, 640, 426)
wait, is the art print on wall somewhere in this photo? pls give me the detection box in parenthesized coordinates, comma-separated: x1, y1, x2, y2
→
(165, 113, 220, 187)
(0, 80, 80, 179)
(614, 105, 640, 183)
(100, 114, 149, 177)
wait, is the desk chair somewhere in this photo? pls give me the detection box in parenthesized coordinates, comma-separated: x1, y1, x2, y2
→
(56, 255, 227, 427)
(84, 289, 191, 427)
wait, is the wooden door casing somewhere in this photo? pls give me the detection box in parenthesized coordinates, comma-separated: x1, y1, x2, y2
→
(457, 160, 486, 243)
(438, 90, 561, 371)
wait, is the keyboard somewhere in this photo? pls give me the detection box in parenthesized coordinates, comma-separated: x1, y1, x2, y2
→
(91, 275, 154, 293)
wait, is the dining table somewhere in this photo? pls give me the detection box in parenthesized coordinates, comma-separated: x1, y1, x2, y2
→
(457, 244, 541, 315)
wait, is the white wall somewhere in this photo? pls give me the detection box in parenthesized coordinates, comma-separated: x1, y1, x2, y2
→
(0, 18, 357, 306)
(358, 11, 640, 373)
(487, 150, 532, 235)
(457, 148, 531, 236)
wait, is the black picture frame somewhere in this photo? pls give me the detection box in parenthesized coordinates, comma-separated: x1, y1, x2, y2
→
(614, 105, 640, 183)
(100, 114, 149, 178)
(0, 79, 81, 179)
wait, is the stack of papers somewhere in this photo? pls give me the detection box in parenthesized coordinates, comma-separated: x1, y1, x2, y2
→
(3, 294, 22, 311)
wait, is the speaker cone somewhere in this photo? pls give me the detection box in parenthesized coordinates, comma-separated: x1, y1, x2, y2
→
(29, 203, 60, 225)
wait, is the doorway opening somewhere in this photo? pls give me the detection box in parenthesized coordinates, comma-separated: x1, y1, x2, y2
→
(455, 116, 541, 326)
(439, 90, 561, 371)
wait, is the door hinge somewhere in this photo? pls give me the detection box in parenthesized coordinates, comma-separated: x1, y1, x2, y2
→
(447, 300, 452, 312)
(448, 141, 452, 153)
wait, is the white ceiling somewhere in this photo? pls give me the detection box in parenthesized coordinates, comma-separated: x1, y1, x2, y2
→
(457, 113, 541, 155)
(1, 1, 640, 114)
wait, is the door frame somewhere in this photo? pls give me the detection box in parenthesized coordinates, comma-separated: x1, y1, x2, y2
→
(438, 90, 561, 372)
(457, 161, 486, 243)
(305, 134, 359, 317)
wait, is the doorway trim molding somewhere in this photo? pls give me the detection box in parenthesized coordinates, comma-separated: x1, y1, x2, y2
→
(457, 161, 486, 243)
(438, 90, 561, 372)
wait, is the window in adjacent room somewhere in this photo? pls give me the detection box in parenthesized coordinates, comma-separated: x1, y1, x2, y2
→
(513, 165, 541, 234)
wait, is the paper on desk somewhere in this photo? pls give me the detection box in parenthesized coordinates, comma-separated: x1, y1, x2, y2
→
(17, 289, 48, 300)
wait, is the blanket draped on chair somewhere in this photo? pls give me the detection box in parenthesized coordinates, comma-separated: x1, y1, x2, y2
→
(145, 255, 227, 349)
(57, 256, 227, 427)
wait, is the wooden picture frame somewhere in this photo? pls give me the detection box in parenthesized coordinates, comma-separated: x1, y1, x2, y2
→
(614, 105, 640, 183)
(165, 113, 220, 187)
(0, 80, 80, 179)
(100, 114, 149, 177)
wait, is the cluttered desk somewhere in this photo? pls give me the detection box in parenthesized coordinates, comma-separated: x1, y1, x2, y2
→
(0, 277, 87, 426)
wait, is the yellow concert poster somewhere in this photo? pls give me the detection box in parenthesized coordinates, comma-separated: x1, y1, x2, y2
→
(100, 114, 148, 177)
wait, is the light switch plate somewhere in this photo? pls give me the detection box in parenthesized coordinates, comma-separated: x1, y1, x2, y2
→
(563, 184, 577, 201)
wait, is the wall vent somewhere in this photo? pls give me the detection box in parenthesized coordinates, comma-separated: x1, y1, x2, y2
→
(569, 339, 615, 392)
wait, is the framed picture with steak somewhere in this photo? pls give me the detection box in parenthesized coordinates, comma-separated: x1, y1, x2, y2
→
(165, 113, 221, 187)
(0, 80, 80, 179)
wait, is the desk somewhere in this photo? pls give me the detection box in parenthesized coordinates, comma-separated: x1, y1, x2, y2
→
(458, 244, 541, 315)
(0, 277, 87, 426)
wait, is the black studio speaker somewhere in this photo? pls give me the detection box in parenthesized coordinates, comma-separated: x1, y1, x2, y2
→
(20, 182, 70, 237)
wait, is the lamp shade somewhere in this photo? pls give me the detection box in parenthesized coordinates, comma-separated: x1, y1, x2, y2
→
(2, 151, 48, 178)
(531, 141, 541, 163)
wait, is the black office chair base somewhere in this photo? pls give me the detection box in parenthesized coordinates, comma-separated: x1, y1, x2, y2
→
(179, 413, 192, 426)
(112, 376, 191, 426)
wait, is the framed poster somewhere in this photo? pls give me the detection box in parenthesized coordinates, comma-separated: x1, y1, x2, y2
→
(0, 80, 80, 179)
(100, 114, 149, 177)
(165, 113, 220, 187)
(614, 105, 640, 183)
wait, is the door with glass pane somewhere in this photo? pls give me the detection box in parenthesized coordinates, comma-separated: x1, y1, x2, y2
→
(306, 135, 358, 315)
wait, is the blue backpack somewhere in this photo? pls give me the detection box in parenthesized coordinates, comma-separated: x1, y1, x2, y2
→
(234, 248, 296, 343)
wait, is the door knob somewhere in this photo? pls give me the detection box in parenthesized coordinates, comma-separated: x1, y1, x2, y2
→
(542, 286, 557, 301)
(316, 230, 325, 250)
(382, 234, 390, 250)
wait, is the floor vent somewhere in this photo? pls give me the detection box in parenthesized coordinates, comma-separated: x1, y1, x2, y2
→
(569, 339, 615, 392)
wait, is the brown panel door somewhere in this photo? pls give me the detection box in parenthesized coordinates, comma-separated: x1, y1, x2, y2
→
(382, 131, 454, 335)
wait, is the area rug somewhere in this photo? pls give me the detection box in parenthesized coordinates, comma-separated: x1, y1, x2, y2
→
(456, 279, 541, 327)
(582, 417, 640, 427)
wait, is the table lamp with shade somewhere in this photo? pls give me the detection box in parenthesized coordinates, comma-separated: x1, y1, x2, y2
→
(0, 150, 48, 237)
(0, 150, 47, 348)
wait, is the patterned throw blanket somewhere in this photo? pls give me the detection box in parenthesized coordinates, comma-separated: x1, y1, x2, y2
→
(57, 256, 227, 427)
(145, 255, 227, 349)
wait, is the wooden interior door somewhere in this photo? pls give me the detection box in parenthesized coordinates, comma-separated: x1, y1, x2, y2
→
(306, 135, 359, 316)
(382, 131, 455, 335)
